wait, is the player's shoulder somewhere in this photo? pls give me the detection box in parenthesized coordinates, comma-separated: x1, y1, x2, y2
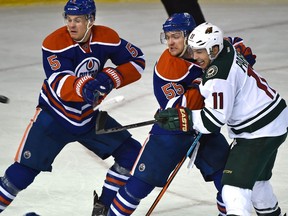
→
(155, 49, 195, 81)
(42, 26, 75, 51)
(91, 25, 121, 45)
(203, 40, 235, 83)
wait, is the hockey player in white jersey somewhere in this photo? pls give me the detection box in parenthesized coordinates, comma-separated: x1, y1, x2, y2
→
(155, 22, 288, 216)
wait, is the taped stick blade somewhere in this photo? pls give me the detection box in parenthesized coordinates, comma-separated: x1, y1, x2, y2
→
(95, 111, 108, 134)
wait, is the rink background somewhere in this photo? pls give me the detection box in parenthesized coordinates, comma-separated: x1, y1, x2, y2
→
(0, 1, 287, 215)
(1, 0, 288, 7)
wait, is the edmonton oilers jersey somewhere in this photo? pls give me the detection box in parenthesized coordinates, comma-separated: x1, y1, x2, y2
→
(151, 49, 204, 135)
(39, 25, 145, 134)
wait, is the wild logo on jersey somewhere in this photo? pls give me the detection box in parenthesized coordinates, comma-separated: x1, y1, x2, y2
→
(206, 65, 218, 79)
(75, 57, 100, 77)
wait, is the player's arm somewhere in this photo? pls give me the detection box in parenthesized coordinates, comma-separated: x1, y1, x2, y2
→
(42, 50, 108, 106)
(155, 78, 233, 133)
(107, 38, 145, 88)
(153, 84, 204, 133)
(41, 48, 82, 102)
(153, 50, 203, 109)
(225, 36, 256, 66)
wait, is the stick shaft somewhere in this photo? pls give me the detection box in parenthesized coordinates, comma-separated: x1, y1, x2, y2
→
(145, 156, 185, 216)
(145, 133, 202, 216)
(96, 119, 156, 134)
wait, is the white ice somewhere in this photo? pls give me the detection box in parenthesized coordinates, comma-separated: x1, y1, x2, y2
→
(0, 1, 287, 215)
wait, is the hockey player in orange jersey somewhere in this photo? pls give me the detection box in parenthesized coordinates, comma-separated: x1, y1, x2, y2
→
(155, 22, 287, 216)
(106, 13, 257, 216)
(0, 0, 145, 215)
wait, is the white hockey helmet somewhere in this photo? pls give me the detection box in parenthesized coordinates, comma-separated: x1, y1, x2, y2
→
(188, 22, 224, 60)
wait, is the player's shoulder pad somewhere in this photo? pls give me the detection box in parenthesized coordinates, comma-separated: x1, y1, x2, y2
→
(202, 40, 235, 84)
(155, 49, 194, 81)
(91, 25, 121, 45)
(42, 26, 74, 51)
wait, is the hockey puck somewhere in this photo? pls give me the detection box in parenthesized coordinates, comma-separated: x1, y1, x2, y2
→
(24, 212, 40, 216)
(0, 95, 9, 104)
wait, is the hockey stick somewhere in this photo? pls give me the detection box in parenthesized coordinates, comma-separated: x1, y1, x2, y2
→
(95, 107, 156, 134)
(94, 96, 155, 134)
(95, 110, 156, 134)
(145, 132, 202, 216)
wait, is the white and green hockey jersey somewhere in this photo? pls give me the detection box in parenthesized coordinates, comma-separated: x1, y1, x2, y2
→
(192, 40, 288, 139)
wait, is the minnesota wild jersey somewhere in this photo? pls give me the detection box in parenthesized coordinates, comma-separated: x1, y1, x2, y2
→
(192, 40, 288, 139)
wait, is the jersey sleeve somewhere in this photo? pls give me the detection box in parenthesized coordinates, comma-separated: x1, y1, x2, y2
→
(92, 26, 145, 88)
(42, 27, 84, 102)
(184, 87, 204, 109)
(153, 49, 203, 109)
(151, 50, 204, 135)
(109, 39, 145, 88)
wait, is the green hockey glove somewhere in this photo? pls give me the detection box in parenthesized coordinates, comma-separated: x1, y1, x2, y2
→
(154, 107, 193, 132)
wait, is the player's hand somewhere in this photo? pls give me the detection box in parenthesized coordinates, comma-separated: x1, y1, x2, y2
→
(226, 37, 257, 66)
(154, 107, 193, 132)
(76, 72, 114, 105)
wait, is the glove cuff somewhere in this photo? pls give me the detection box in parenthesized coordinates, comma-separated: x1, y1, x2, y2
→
(102, 67, 123, 88)
(75, 76, 94, 98)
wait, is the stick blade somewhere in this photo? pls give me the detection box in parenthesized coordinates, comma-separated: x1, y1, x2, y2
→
(95, 111, 108, 134)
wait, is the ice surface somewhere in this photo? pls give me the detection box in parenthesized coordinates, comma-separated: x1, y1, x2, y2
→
(0, 2, 287, 215)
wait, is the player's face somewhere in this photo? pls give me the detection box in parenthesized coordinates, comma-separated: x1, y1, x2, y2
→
(165, 31, 185, 57)
(65, 15, 90, 41)
(192, 49, 211, 69)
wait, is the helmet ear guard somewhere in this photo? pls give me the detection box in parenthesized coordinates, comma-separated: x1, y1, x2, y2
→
(188, 22, 224, 60)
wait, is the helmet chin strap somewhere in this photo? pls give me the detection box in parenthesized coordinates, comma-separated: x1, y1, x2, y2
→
(178, 37, 188, 58)
(208, 47, 220, 61)
(75, 20, 93, 43)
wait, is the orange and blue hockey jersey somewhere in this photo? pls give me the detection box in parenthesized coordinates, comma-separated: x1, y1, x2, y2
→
(39, 25, 145, 134)
(151, 49, 204, 135)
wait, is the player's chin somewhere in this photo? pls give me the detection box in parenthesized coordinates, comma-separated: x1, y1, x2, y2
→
(197, 60, 207, 69)
(169, 49, 181, 57)
(69, 33, 80, 40)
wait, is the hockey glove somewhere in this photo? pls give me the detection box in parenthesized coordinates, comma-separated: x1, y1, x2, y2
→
(154, 107, 193, 132)
(76, 72, 114, 106)
(226, 37, 257, 66)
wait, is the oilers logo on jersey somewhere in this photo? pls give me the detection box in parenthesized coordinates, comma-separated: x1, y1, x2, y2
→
(75, 57, 100, 77)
